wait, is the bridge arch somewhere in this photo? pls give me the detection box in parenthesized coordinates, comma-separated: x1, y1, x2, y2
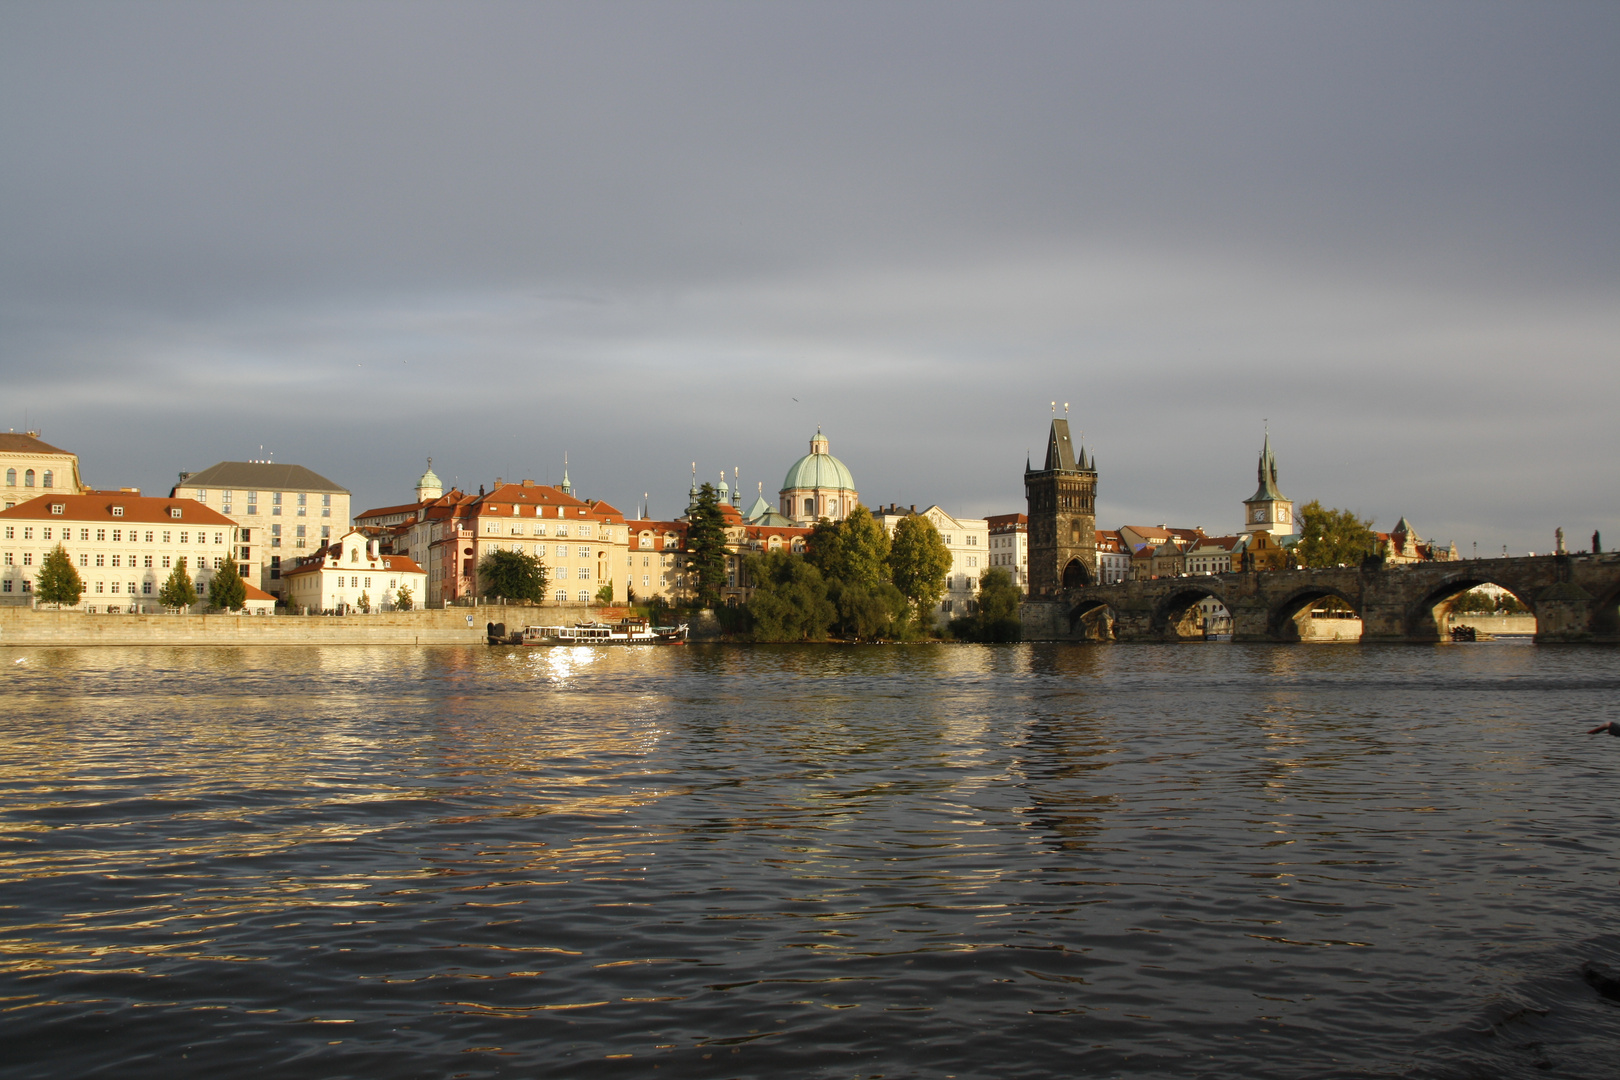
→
(1067, 597, 1117, 641)
(1151, 583, 1234, 640)
(1404, 572, 1538, 641)
(1268, 586, 1363, 642)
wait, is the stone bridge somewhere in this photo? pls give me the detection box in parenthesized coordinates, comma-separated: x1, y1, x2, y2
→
(1020, 552, 1620, 643)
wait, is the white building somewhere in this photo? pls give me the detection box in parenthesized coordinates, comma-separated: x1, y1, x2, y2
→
(282, 529, 426, 614)
(173, 461, 352, 603)
(870, 504, 988, 625)
(1095, 530, 1132, 585)
(987, 513, 1028, 592)
(1, 432, 84, 508)
(0, 492, 239, 611)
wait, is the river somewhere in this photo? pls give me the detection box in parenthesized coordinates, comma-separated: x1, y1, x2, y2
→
(1, 642, 1616, 1079)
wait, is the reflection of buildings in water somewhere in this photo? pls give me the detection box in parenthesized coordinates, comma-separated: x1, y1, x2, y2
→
(1010, 714, 1122, 851)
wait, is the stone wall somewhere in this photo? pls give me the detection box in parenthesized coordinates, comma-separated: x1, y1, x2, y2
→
(0, 604, 623, 647)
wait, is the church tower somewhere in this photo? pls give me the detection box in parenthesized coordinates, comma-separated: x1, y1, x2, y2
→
(1241, 431, 1294, 536)
(1025, 415, 1097, 595)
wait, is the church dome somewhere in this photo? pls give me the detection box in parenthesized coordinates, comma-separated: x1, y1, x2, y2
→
(781, 429, 856, 492)
(417, 463, 441, 490)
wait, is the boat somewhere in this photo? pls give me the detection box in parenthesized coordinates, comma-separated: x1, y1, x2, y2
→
(519, 616, 687, 646)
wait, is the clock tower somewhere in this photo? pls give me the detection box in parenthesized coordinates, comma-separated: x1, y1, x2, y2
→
(1241, 431, 1293, 536)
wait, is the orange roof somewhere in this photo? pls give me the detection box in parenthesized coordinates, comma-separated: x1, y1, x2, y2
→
(0, 493, 236, 527)
(0, 432, 75, 456)
(355, 500, 429, 520)
(242, 581, 276, 602)
(987, 513, 1028, 530)
(473, 483, 625, 523)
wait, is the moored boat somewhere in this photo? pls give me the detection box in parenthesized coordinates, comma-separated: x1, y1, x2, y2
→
(520, 616, 687, 646)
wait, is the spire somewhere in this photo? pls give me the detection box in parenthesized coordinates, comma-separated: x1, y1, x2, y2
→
(560, 452, 572, 495)
(1043, 418, 1077, 472)
(1247, 430, 1284, 503)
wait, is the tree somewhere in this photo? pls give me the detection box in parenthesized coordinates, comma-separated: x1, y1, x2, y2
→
(807, 505, 890, 588)
(828, 577, 913, 640)
(35, 543, 83, 608)
(395, 585, 414, 611)
(888, 513, 953, 626)
(684, 482, 728, 607)
(950, 567, 1022, 642)
(744, 551, 836, 641)
(595, 582, 615, 604)
(357, 590, 372, 614)
(1294, 501, 1377, 568)
(478, 548, 548, 602)
(208, 558, 248, 612)
(159, 557, 198, 610)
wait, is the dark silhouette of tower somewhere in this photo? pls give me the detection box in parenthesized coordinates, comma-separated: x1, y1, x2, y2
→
(1025, 416, 1097, 595)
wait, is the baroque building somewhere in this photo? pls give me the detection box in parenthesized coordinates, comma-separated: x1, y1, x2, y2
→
(779, 429, 859, 526)
(1024, 416, 1097, 595)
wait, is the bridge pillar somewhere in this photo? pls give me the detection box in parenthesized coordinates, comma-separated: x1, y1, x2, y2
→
(1229, 606, 1272, 642)
(1534, 582, 1596, 642)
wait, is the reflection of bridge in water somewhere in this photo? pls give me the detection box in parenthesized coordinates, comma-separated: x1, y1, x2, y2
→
(1021, 553, 1620, 643)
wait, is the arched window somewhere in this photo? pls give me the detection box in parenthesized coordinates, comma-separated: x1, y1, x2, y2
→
(42, 470, 52, 489)
(25, 470, 36, 487)
(4, 469, 13, 486)
(804, 498, 814, 516)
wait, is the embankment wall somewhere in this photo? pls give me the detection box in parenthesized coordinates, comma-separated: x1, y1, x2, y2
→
(0, 605, 620, 647)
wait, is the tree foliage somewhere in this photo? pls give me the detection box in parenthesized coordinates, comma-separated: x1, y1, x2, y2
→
(887, 514, 953, 621)
(35, 543, 83, 608)
(808, 505, 890, 589)
(394, 585, 414, 611)
(357, 590, 372, 614)
(744, 551, 837, 641)
(208, 558, 248, 612)
(1294, 500, 1377, 568)
(684, 483, 729, 607)
(159, 557, 198, 610)
(949, 567, 1022, 642)
(478, 548, 549, 602)
(827, 577, 913, 640)
(595, 582, 615, 604)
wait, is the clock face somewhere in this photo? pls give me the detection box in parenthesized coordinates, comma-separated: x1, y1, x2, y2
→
(1251, 506, 1265, 523)
(1278, 507, 1290, 523)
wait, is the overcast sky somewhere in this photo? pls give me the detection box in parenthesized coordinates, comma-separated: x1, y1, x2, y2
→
(2, 2, 1615, 552)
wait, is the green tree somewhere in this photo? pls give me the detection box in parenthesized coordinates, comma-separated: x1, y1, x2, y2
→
(478, 548, 548, 602)
(744, 551, 836, 641)
(807, 505, 890, 588)
(34, 543, 83, 608)
(158, 557, 198, 610)
(357, 590, 372, 614)
(887, 513, 953, 626)
(208, 558, 248, 612)
(1294, 500, 1377, 568)
(595, 581, 615, 604)
(949, 567, 1022, 642)
(394, 585, 414, 611)
(828, 577, 913, 640)
(684, 483, 728, 607)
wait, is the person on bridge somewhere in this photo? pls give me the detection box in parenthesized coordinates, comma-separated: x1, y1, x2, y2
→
(1586, 722, 1620, 736)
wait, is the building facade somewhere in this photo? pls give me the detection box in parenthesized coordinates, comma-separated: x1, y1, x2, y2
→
(172, 462, 352, 603)
(1024, 417, 1097, 595)
(282, 529, 426, 613)
(1095, 530, 1131, 584)
(871, 504, 988, 624)
(1, 432, 84, 507)
(986, 513, 1028, 592)
(0, 492, 238, 610)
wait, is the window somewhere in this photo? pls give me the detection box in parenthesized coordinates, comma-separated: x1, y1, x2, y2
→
(577, 567, 590, 579)
(3, 469, 11, 486)
(271, 524, 281, 547)
(510, 524, 524, 535)
(804, 498, 814, 516)
(557, 524, 568, 537)
(322, 494, 331, 517)
(170, 507, 182, 519)
(578, 590, 590, 604)
(112, 507, 123, 517)
(161, 556, 170, 568)
(556, 590, 568, 603)
(1, 527, 8, 540)
(179, 531, 188, 544)
(297, 493, 307, 516)
(79, 554, 88, 567)
(1, 553, 9, 565)
(95, 581, 103, 593)
(50, 503, 63, 515)
(80, 529, 89, 541)
(1, 580, 8, 592)
(642, 575, 649, 588)
(127, 582, 136, 594)
(23, 527, 32, 540)
(580, 524, 592, 538)
(43, 527, 52, 540)
(195, 489, 206, 503)
(96, 554, 105, 567)
(364, 577, 371, 588)
(144, 556, 153, 568)
(143, 582, 152, 594)
(272, 492, 282, 515)
(270, 556, 280, 580)
(111, 554, 119, 567)
(248, 492, 258, 514)
(25, 469, 35, 487)
(576, 545, 589, 559)
(213, 558, 222, 570)
(967, 535, 977, 545)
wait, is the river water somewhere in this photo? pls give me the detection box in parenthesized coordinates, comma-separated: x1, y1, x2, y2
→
(1, 642, 1616, 1079)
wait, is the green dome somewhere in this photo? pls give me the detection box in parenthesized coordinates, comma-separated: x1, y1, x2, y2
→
(781, 430, 856, 492)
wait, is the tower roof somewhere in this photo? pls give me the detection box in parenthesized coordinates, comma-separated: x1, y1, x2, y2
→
(1044, 418, 1077, 471)
(1247, 431, 1285, 503)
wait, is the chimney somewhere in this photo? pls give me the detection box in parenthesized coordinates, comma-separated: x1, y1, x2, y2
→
(369, 538, 380, 559)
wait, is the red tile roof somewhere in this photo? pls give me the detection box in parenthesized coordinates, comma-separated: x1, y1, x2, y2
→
(0, 493, 236, 527)
(0, 432, 75, 456)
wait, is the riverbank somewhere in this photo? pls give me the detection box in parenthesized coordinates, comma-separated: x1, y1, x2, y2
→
(0, 605, 618, 647)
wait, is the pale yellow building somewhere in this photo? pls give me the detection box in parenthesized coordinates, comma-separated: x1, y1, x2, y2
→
(0, 492, 237, 610)
(173, 461, 352, 603)
(870, 504, 988, 624)
(1, 432, 84, 507)
(282, 529, 426, 614)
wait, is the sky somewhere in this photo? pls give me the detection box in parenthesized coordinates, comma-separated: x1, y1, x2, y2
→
(2, 1, 1616, 553)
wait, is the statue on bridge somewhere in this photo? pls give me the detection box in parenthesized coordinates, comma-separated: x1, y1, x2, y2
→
(1596, 530, 1603, 554)
(1556, 527, 1566, 555)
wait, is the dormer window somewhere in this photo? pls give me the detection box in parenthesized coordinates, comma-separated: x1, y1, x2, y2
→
(170, 508, 182, 519)
(50, 504, 64, 515)
(112, 506, 124, 517)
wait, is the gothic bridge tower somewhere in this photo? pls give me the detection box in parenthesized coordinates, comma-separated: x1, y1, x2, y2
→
(1025, 416, 1097, 596)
